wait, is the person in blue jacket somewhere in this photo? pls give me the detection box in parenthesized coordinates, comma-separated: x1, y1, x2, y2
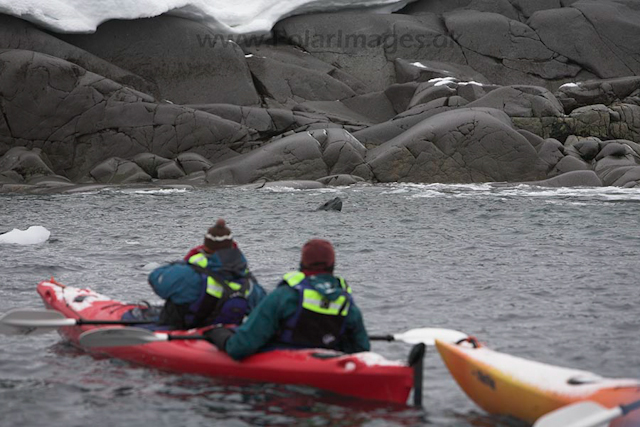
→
(204, 239, 370, 360)
(147, 219, 266, 329)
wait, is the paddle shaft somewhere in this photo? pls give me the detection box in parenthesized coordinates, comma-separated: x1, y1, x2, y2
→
(368, 334, 395, 342)
(622, 399, 640, 415)
(76, 319, 155, 326)
(573, 400, 640, 427)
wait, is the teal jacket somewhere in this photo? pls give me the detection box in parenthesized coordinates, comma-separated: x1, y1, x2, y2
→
(225, 273, 370, 360)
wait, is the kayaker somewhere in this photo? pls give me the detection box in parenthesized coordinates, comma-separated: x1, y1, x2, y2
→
(147, 219, 266, 329)
(204, 238, 370, 360)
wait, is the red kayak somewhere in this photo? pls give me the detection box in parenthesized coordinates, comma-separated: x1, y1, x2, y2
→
(37, 279, 416, 404)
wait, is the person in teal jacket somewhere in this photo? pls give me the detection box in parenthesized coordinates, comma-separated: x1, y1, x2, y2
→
(205, 239, 370, 360)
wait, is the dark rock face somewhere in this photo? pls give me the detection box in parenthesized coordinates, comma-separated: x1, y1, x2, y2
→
(3, 0, 640, 192)
(205, 128, 372, 185)
(366, 109, 547, 183)
(58, 16, 261, 106)
(0, 49, 252, 180)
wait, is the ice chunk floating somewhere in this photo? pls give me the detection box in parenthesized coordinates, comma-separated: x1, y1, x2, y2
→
(0, 226, 51, 245)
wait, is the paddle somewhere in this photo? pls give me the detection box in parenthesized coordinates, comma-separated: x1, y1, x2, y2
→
(0, 309, 154, 335)
(533, 399, 640, 427)
(78, 326, 469, 348)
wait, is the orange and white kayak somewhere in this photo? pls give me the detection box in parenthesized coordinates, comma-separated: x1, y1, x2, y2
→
(436, 338, 640, 426)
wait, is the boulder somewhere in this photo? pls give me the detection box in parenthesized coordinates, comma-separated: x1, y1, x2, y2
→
(175, 152, 213, 175)
(206, 128, 372, 185)
(529, 170, 602, 187)
(246, 55, 357, 107)
(550, 155, 589, 176)
(157, 161, 187, 180)
(366, 108, 546, 183)
(0, 147, 56, 178)
(555, 77, 640, 112)
(538, 139, 565, 170)
(132, 153, 173, 178)
(89, 158, 152, 184)
(466, 86, 564, 117)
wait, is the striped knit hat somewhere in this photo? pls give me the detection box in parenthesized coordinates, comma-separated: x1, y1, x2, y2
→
(203, 219, 234, 252)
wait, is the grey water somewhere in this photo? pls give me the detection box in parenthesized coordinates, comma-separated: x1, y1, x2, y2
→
(1, 183, 639, 427)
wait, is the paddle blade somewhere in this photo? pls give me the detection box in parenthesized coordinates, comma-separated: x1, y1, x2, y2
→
(79, 327, 169, 348)
(533, 401, 620, 427)
(0, 309, 73, 335)
(393, 328, 468, 346)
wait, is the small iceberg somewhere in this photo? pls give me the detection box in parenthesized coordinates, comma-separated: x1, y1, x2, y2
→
(0, 226, 51, 245)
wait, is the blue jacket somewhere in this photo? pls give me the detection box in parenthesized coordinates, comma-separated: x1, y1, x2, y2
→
(225, 273, 370, 360)
(148, 248, 266, 325)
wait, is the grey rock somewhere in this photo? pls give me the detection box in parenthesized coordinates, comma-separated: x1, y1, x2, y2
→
(0, 14, 155, 95)
(394, 58, 489, 84)
(466, 86, 564, 118)
(157, 161, 187, 180)
(246, 55, 357, 108)
(366, 108, 546, 183)
(518, 130, 546, 150)
(341, 92, 398, 124)
(242, 43, 369, 95)
(538, 139, 565, 169)
(0, 170, 24, 184)
(550, 155, 589, 176)
(570, 138, 601, 161)
(58, 16, 260, 105)
(132, 153, 173, 178)
(445, 10, 580, 85)
(89, 158, 152, 184)
(594, 154, 639, 186)
(595, 142, 629, 161)
(317, 197, 343, 211)
(175, 152, 213, 175)
(555, 77, 640, 112)
(384, 83, 420, 114)
(0, 147, 56, 179)
(610, 166, 640, 187)
(317, 174, 366, 186)
(206, 128, 371, 185)
(293, 102, 373, 128)
(186, 104, 331, 141)
(399, 0, 520, 20)
(0, 49, 252, 180)
(408, 84, 458, 109)
(274, 12, 465, 91)
(529, 3, 640, 80)
(529, 170, 602, 187)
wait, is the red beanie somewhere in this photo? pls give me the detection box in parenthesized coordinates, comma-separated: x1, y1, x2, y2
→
(300, 239, 335, 273)
(203, 219, 234, 253)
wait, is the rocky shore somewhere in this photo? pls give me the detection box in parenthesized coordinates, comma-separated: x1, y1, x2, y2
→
(1, 0, 640, 193)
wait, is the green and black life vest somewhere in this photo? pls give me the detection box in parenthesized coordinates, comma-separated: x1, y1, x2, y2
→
(277, 271, 352, 349)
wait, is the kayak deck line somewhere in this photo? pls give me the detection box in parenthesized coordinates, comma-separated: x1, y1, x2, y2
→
(36, 280, 420, 405)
